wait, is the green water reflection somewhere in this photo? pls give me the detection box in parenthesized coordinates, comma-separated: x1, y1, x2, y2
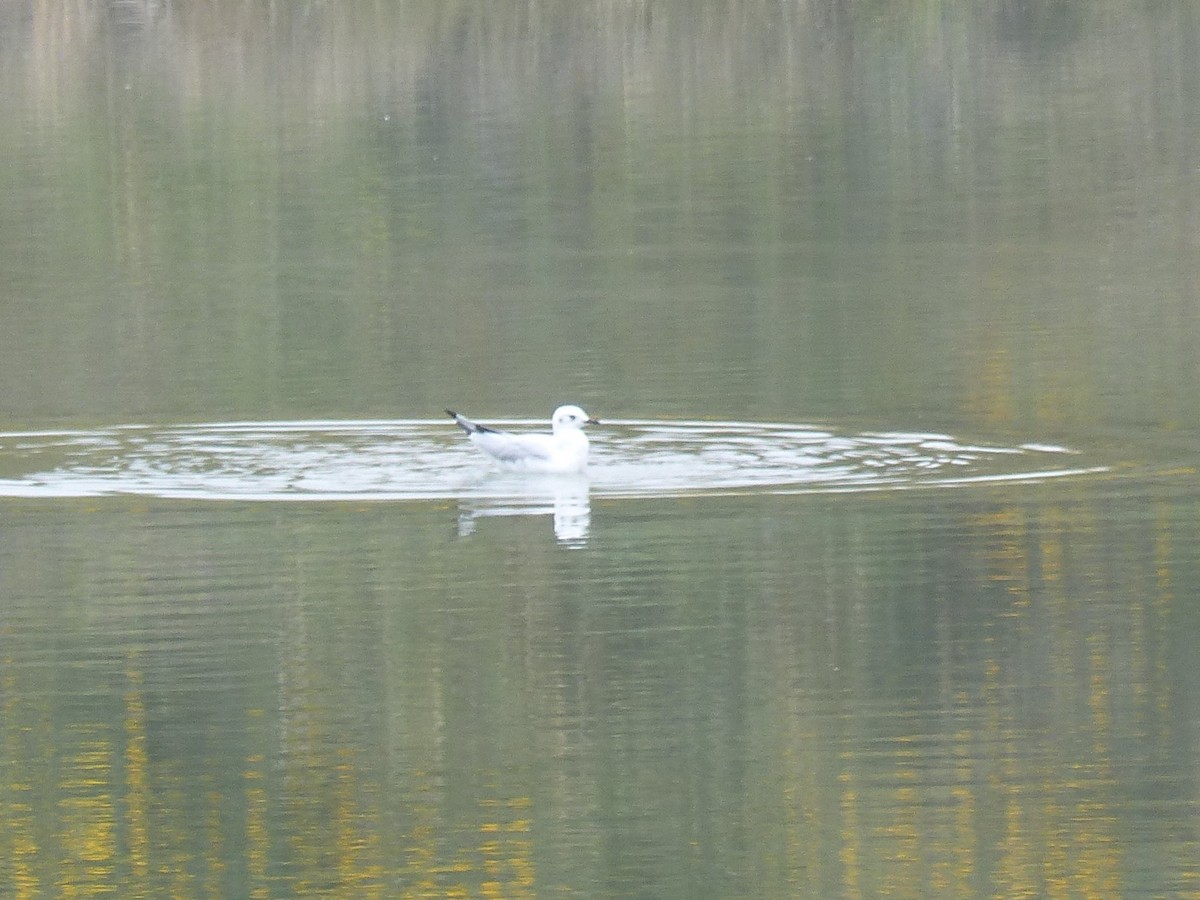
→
(2, 2, 1199, 431)
(2, 1, 1200, 897)
(2, 482, 1199, 896)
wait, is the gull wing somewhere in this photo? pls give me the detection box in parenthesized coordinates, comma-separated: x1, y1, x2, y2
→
(470, 431, 555, 463)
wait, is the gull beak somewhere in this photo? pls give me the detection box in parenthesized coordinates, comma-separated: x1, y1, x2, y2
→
(586, 416, 601, 426)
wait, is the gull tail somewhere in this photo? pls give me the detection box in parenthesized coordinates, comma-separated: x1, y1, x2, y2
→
(446, 410, 500, 435)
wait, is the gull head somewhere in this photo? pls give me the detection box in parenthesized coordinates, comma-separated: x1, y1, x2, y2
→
(552, 405, 600, 434)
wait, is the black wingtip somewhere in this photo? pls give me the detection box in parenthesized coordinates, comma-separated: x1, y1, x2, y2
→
(447, 409, 484, 435)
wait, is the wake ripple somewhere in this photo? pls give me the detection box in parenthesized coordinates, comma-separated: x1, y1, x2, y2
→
(0, 419, 1107, 502)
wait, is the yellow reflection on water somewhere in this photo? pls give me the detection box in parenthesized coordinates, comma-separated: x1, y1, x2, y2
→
(766, 489, 1171, 898)
(478, 797, 536, 899)
(837, 766, 861, 898)
(2, 656, 41, 899)
(244, 747, 269, 899)
(123, 658, 149, 883)
(56, 728, 116, 896)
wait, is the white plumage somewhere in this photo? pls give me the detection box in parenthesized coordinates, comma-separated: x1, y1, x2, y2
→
(446, 405, 600, 474)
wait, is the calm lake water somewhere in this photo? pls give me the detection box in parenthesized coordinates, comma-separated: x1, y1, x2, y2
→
(2, 2, 1200, 897)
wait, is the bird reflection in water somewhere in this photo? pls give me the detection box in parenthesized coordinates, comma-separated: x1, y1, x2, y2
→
(455, 473, 591, 547)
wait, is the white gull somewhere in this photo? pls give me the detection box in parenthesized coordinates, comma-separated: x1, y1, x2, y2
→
(446, 405, 599, 474)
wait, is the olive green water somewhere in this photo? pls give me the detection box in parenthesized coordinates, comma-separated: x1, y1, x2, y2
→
(2, 3, 1199, 897)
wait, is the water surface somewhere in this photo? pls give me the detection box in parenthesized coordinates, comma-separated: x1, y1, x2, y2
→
(2, 2, 1199, 897)
(0, 418, 1102, 502)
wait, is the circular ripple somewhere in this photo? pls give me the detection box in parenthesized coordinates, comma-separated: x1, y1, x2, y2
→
(0, 419, 1105, 502)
